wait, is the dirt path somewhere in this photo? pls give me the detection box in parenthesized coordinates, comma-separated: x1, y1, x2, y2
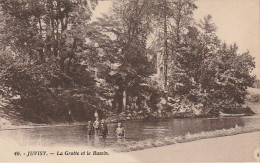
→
(128, 131, 260, 162)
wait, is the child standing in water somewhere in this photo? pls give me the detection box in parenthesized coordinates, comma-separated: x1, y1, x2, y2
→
(100, 122, 108, 138)
(86, 121, 94, 137)
(116, 122, 125, 138)
(93, 117, 100, 136)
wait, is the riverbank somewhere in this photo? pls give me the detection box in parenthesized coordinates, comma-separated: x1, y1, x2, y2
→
(1, 115, 260, 162)
(129, 131, 260, 162)
(109, 123, 260, 152)
(0, 130, 259, 162)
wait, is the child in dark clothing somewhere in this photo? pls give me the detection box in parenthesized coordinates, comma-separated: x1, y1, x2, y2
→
(99, 122, 108, 138)
(86, 121, 94, 137)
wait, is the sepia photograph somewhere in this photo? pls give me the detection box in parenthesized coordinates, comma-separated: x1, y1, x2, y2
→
(0, 0, 259, 162)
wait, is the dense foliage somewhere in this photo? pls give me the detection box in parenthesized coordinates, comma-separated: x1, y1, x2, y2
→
(0, 0, 100, 123)
(0, 0, 256, 123)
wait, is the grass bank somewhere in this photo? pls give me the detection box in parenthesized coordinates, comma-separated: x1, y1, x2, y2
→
(110, 124, 260, 152)
(128, 131, 260, 162)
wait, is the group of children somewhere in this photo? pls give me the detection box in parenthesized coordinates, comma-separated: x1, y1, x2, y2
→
(86, 117, 125, 139)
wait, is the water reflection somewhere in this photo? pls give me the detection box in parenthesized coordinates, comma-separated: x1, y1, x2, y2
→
(0, 116, 259, 148)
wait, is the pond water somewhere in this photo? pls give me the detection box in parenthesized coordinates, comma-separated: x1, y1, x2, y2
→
(1, 116, 260, 149)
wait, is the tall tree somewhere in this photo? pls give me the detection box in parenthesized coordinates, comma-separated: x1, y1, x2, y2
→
(167, 15, 255, 116)
(0, 0, 100, 123)
(94, 0, 155, 114)
(150, 0, 197, 109)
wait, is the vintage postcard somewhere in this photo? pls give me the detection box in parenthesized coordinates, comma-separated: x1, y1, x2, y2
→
(0, 0, 259, 162)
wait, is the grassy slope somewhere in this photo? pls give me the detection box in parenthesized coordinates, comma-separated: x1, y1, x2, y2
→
(129, 131, 260, 162)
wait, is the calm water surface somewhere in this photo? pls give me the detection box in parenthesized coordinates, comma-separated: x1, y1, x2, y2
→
(1, 116, 260, 148)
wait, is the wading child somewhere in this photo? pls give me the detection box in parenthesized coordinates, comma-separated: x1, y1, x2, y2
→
(93, 117, 100, 136)
(100, 122, 108, 138)
(86, 121, 94, 137)
(116, 122, 125, 138)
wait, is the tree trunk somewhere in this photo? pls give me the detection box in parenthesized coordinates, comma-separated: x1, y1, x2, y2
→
(163, 0, 168, 107)
(122, 89, 126, 112)
(116, 86, 127, 114)
(117, 87, 123, 114)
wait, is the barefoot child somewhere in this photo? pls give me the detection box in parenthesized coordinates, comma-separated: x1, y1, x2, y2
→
(100, 122, 108, 138)
(93, 117, 100, 136)
(116, 122, 125, 138)
(86, 121, 94, 137)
